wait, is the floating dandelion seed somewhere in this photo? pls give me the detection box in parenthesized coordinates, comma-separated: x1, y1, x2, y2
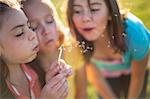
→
(114, 14, 118, 17)
(83, 49, 88, 53)
(81, 44, 85, 49)
(78, 45, 82, 48)
(107, 41, 111, 48)
(75, 41, 80, 47)
(122, 33, 127, 37)
(63, 41, 93, 54)
(87, 46, 93, 50)
(82, 41, 85, 45)
(107, 45, 111, 48)
(108, 41, 111, 44)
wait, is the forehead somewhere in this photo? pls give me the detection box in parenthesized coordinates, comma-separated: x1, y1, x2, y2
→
(1, 9, 27, 32)
(24, 2, 52, 21)
(73, 0, 104, 4)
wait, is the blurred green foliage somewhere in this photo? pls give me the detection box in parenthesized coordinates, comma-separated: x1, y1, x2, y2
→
(120, 0, 150, 29)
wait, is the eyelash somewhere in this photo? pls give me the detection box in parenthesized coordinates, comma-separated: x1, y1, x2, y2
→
(74, 10, 81, 14)
(74, 9, 84, 15)
(74, 8, 100, 14)
(15, 32, 24, 37)
(91, 8, 100, 12)
(29, 21, 54, 32)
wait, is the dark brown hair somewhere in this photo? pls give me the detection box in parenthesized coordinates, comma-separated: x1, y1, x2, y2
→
(0, 0, 20, 98)
(67, 0, 126, 61)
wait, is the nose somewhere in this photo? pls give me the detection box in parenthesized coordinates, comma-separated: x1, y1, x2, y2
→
(41, 31, 49, 36)
(41, 23, 49, 36)
(82, 10, 92, 22)
(28, 29, 37, 41)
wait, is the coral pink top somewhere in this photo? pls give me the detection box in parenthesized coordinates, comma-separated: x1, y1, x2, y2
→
(6, 64, 41, 99)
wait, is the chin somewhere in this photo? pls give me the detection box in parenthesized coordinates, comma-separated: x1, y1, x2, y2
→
(84, 36, 98, 41)
(25, 54, 37, 63)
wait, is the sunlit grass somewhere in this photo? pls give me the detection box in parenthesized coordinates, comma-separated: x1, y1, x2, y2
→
(119, 0, 150, 29)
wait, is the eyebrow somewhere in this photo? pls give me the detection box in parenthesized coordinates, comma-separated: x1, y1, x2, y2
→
(90, 2, 102, 6)
(10, 24, 24, 31)
(72, 4, 82, 8)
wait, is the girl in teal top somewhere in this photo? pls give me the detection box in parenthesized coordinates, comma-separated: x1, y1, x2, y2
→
(67, 0, 150, 98)
(91, 13, 150, 71)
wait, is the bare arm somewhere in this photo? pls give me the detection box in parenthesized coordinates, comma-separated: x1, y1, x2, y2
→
(75, 64, 87, 99)
(127, 54, 149, 99)
(86, 64, 116, 99)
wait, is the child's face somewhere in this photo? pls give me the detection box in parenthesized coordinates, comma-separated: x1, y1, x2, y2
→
(0, 9, 39, 64)
(24, 2, 59, 55)
(72, 0, 110, 41)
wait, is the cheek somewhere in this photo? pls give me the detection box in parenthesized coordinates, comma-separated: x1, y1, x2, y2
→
(73, 16, 81, 28)
(3, 45, 29, 63)
(50, 25, 58, 38)
(95, 13, 108, 23)
(95, 10, 110, 24)
(1, 37, 34, 63)
(36, 32, 47, 45)
(38, 39, 45, 49)
(4, 39, 27, 51)
(37, 33, 43, 43)
(95, 15, 109, 30)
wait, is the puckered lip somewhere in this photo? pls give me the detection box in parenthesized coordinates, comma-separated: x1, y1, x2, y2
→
(45, 39, 54, 45)
(32, 45, 39, 52)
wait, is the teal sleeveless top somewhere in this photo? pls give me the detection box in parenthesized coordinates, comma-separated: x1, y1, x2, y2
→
(91, 13, 150, 71)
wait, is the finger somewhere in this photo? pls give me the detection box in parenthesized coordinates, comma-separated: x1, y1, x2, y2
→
(52, 77, 66, 92)
(60, 65, 73, 78)
(62, 82, 69, 98)
(46, 73, 65, 88)
(58, 59, 66, 70)
(45, 67, 60, 82)
(45, 75, 66, 99)
(49, 61, 61, 72)
(45, 63, 60, 82)
(57, 59, 73, 78)
(65, 67, 73, 77)
(57, 80, 68, 98)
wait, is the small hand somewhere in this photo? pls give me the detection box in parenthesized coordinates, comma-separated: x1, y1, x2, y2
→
(40, 73, 68, 99)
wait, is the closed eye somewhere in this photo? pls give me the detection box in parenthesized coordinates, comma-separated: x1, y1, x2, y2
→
(47, 19, 54, 24)
(91, 8, 100, 12)
(15, 32, 24, 37)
